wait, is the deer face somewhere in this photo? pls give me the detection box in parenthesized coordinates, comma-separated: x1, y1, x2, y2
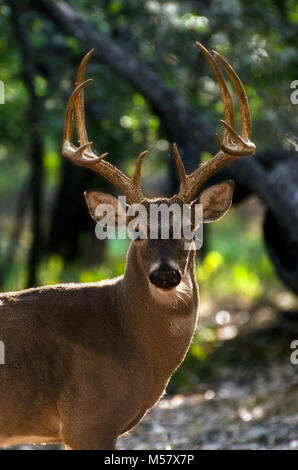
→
(129, 198, 188, 291)
(84, 182, 234, 291)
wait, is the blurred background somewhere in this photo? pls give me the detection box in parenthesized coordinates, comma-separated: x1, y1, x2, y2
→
(0, 0, 298, 449)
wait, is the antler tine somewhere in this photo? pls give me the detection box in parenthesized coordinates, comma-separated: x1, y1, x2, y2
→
(173, 143, 186, 191)
(62, 79, 105, 165)
(176, 43, 256, 203)
(212, 50, 251, 140)
(73, 48, 116, 161)
(75, 48, 95, 148)
(62, 50, 149, 204)
(196, 42, 234, 145)
(132, 150, 149, 187)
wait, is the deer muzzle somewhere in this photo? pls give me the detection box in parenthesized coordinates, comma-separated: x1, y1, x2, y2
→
(149, 264, 182, 290)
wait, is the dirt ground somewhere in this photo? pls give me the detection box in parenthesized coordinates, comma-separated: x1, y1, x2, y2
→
(119, 358, 298, 450)
(119, 314, 298, 450)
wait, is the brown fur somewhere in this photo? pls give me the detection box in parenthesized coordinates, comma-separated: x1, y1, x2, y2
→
(0, 244, 198, 449)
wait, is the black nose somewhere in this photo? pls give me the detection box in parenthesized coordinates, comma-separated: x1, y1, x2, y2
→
(149, 264, 182, 290)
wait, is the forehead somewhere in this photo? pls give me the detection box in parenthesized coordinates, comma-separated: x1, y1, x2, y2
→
(146, 237, 184, 251)
(140, 197, 184, 222)
(136, 197, 186, 235)
(129, 197, 191, 245)
(141, 197, 184, 209)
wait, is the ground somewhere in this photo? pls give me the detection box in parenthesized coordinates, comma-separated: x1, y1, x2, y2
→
(119, 312, 298, 450)
(119, 355, 298, 450)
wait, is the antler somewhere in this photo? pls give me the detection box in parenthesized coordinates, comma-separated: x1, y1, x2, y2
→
(63, 44, 255, 205)
(62, 49, 148, 205)
(174, 42, 256, 203)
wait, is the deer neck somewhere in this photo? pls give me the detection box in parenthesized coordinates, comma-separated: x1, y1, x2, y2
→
(118, 243, 199, 375)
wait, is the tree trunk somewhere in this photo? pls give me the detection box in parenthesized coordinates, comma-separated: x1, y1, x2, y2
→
(10, 1, 44, 287)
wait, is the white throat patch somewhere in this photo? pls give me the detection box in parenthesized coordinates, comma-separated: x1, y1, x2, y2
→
(149, 272, 193, 308)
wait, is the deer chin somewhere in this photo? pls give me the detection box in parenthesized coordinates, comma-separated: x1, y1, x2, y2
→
(149, 274, 193, 306)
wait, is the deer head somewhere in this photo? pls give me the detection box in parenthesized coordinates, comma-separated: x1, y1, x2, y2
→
(62, 43, 255, 293)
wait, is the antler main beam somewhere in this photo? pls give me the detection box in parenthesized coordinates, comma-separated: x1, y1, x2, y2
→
(62, 49, 148, 205)
(175, 42, 256, 203)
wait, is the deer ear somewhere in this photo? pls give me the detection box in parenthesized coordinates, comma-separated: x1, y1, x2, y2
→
(195, 180, 234, 223)
(84, 190, 127, 226)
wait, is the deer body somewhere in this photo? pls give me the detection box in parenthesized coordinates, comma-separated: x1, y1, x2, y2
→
(0, 242, 198, 449)
(0, 43, 255, 449)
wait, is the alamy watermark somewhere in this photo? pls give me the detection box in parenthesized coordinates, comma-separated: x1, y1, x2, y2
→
(0, 341, 5, 364)
(290, 80, 298, 104)
(290, 340, 298, 365)
(93, 197, 204, 250)
(0, 81, 4, 104)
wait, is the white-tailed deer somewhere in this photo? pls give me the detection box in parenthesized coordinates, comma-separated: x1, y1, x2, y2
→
(0, 43, 255, 449)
